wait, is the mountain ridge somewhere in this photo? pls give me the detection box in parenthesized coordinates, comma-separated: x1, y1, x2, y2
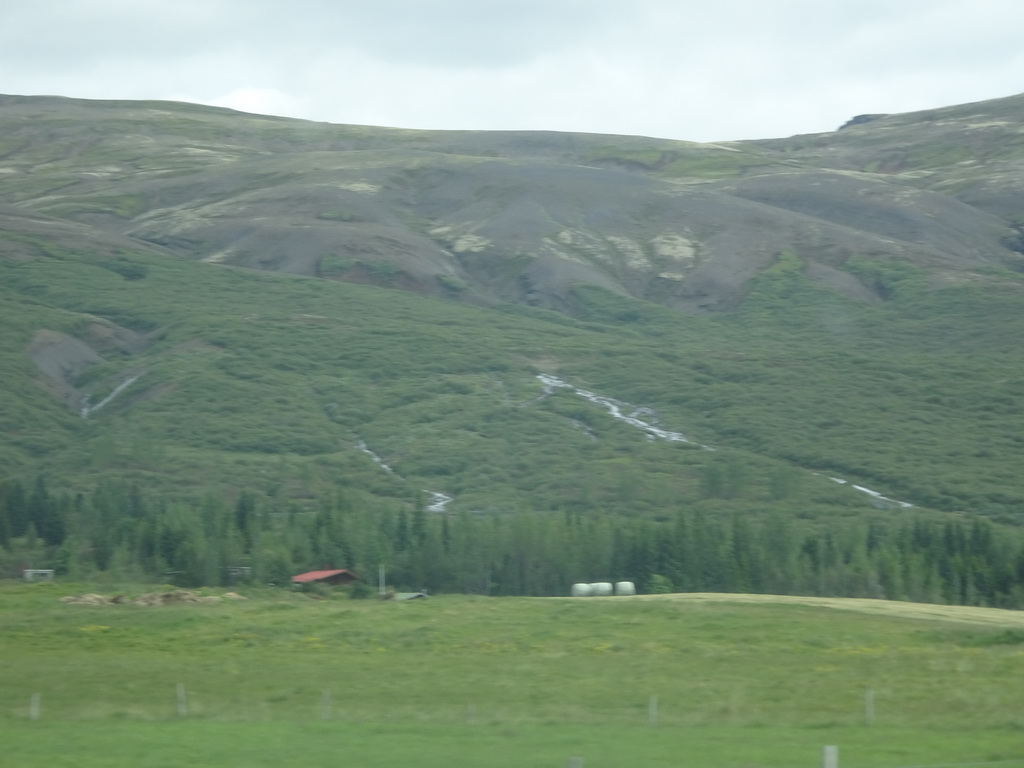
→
(3, 91, 1022, 314)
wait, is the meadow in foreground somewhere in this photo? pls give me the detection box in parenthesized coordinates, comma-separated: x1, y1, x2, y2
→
(2, 582, 1024, 766)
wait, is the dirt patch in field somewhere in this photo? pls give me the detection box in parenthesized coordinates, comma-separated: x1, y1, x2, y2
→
(583, 592, 1024, 627)
(60, 590, 244, 606)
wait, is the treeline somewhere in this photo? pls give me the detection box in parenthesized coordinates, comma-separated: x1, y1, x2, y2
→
(2, 477, 1024, 607)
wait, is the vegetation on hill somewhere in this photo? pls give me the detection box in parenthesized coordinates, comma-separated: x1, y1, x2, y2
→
(3, 232, 1024, 596)
(1, 94, 1024, 598)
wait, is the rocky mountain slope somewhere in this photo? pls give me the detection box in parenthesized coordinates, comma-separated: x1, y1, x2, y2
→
(2, 92, 1021, 314)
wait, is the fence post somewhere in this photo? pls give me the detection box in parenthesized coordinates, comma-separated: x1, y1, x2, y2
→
(566, 758, 584, 768)
(321, 689, 332, 721)
(823, 745, 838, 768)
(865, 688, 875, 726)
(647, 694, 658, 726)
(29, 692, 40, 721)
(176, 683, 188, 717)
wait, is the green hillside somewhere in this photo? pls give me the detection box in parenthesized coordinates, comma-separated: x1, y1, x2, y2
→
(4, 237, 1024, 601)
(5, 228, 1024, 513)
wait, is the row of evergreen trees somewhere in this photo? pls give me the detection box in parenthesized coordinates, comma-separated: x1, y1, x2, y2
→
(2, 477, 1023, 608)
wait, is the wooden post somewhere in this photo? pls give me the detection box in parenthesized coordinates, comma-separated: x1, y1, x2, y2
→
(321, 689, 332, 721)
(29, 692, 40, 721)
(823, 745, 838, 768)
(467, 702, 477, 723)
(864, 688, 875, 726)
(647, 694, 658, 726)
(176, 683, 188, 717)
(566, 758, 584, 768)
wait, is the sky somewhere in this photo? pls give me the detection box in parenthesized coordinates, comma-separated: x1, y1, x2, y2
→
(3, 0, 1024, 143)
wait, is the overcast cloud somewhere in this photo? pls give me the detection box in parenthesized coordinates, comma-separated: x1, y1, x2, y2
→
(3, 0, 1024, 142)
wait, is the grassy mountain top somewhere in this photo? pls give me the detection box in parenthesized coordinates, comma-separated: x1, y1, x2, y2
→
(3, 92, 1022, 312)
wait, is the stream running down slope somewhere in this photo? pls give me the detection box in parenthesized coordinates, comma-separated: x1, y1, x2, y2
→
(537, 374, 714, 450)
(80, 374, 143, 419)
(535, 374, 913, 509)
(356, 438, 453, 513)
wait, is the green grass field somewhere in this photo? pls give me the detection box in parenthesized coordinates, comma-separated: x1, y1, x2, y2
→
(4, 721, 1024, 768)
(3, 583, 1024, 766)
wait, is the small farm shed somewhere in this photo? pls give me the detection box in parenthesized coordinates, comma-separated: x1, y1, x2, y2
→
(291, 569, 359, 586)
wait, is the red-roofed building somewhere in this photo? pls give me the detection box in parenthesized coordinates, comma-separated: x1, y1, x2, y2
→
(291, 569, 359, 586)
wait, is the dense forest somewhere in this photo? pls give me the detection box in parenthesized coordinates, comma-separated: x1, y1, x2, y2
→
(3, 477, 1022, 608)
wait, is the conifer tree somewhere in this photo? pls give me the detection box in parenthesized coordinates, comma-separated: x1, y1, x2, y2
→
(4, 479, 28, 539)
(234, 491, 258, 552)
(0, 483, 12, 546)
